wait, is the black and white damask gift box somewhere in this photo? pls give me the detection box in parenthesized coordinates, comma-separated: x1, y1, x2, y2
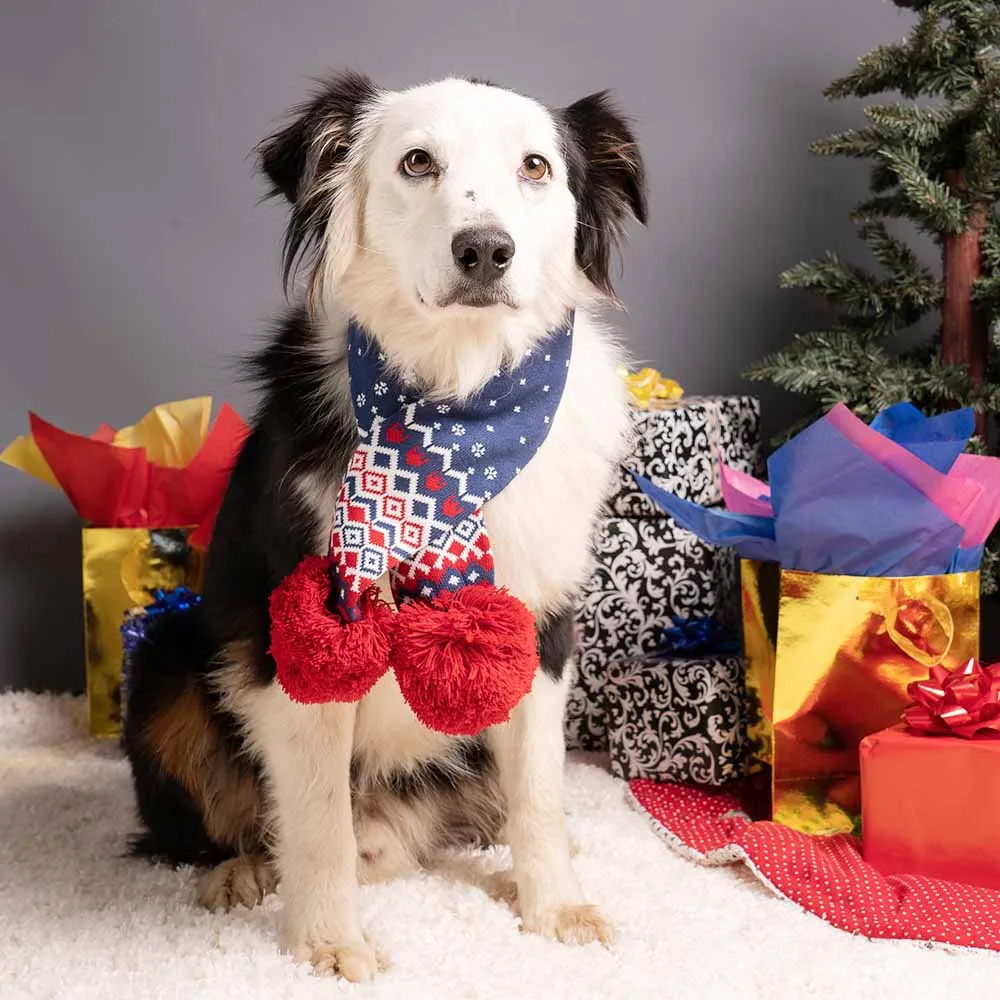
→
(603, 655, 746, 785)
(565, 393, 759, 752)
(566, 515, 739, 751)
(607, 395, 761, 518)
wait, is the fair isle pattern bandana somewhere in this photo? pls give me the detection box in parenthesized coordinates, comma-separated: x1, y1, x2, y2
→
(330, 316, 574, 619)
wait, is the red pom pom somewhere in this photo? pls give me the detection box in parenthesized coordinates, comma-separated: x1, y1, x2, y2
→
(268, 555, 394, 704)
(393, 584, 538, 735)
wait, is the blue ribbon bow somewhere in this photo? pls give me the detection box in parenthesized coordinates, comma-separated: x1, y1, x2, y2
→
(659, 615, 739, 657)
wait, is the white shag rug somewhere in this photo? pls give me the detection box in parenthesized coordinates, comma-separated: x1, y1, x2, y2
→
(2, 693, 999, 1000)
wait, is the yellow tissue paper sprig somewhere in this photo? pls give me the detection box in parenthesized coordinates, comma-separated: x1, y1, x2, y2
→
(615, 364, 684, 409)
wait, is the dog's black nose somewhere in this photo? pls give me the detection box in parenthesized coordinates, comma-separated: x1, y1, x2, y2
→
(451, 227, 515, 282)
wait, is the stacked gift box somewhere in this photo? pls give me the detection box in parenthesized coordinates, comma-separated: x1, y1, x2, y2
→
(566, 393, 761, 786)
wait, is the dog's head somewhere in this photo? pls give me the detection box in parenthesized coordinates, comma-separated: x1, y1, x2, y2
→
(258, 73, 646, 363)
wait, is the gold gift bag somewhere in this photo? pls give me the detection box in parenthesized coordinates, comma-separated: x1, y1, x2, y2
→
(83, 527, 203, 738)
(3, 397, 248, 739)
(741, 559, 979, 835)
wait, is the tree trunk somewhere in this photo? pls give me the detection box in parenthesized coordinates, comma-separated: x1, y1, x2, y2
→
(941, 168, 988, 434)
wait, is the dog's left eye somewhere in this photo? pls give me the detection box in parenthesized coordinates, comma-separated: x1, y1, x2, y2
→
(519, 154, 551, 182)
(400, 149, 435, 178)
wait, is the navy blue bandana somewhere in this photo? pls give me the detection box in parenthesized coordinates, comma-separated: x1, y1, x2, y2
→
(330, 315, 574, 618)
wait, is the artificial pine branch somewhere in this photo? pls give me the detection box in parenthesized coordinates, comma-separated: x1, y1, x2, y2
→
(862, 102, 951, 145)
(856, 218, 933, 284)
(881, 146, 969, 233)
(780, 247, 939, 323)
(810, 128, 886, 159)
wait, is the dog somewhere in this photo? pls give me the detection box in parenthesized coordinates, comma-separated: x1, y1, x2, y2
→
(123, 72, 646, 982)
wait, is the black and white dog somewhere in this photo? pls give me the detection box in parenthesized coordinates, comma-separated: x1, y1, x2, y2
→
(124, 72, 646, 981)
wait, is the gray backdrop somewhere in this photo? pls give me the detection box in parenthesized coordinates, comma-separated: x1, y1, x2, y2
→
(0, 0, 913, 691)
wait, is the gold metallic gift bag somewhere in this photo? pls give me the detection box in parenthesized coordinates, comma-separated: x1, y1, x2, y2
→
(82, 527, 204, 738)
(741, 559, 980, 835)
(2, 397, 248, 738)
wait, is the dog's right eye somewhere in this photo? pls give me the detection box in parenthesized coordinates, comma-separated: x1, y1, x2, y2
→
(400, 149, 435, 178)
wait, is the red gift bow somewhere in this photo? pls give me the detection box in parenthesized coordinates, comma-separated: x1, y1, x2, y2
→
(903, 658, 1000, 738)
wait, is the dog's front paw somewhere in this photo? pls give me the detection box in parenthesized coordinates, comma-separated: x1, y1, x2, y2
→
(289, 936, 382, 982)
(520, 902, 616, 947)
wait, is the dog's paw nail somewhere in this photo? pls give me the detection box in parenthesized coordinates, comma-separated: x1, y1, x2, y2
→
(521, 903, 617, 948)
(299, 938, 381, 982)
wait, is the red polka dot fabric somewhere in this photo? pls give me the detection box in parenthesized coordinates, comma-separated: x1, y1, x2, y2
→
(629, 779, 1000, 952)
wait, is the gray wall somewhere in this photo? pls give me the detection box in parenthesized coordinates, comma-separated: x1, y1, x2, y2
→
(0, 0, 913, 691)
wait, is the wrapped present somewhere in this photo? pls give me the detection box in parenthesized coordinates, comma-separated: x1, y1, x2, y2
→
(566, 515, 739, 751)
(861, 659, 1000, 888)
(566, 379, 757, 752)
(607, 394, 761, 518)
(2, 398, 248, 737)
(636, 401, 1000, 834)
(604, 616, 746, 784)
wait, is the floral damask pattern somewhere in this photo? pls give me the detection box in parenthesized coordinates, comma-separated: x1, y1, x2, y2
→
(604, 656, 746, 785)
(565, 516, 739, 751)
(567, 395, 760, 754)
(608, 396, 761, 518)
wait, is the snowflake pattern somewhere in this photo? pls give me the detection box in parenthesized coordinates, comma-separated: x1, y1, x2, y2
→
(334, 317, 575, 613)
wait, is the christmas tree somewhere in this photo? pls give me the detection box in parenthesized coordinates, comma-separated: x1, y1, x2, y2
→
(747, 0, 1000, 592)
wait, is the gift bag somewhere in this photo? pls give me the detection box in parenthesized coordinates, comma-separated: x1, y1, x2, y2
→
(633, 401, 1000, 834)
(3, 398, 247, 736)
(742, 560, 979, 834)
(83, 528, 204, 737)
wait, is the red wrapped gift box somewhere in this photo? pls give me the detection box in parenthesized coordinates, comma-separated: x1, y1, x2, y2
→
(861, 657, 1000, 889)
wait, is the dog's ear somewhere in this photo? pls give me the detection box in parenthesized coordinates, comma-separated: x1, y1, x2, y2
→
(256, 71, 380, 302)
(558, 91, 647, 298)
(257, 70, 378, 204)
(257, 114, 313, 205)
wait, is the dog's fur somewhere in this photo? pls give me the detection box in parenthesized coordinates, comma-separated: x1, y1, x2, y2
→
(123, 73, 646, 981)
